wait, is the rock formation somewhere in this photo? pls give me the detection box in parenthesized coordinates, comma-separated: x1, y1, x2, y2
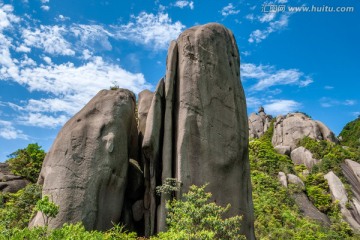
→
(141, 23, 255, 239)
(248, 106, 272, 139)
(290, 146, 319, 170)
(272, 112, 338, 151)
(324, 171, 360, 230)
(0, 163, 30, 193)
(30, 89, 139, 230)
(30, 23, 255, 239)
(277, 171, 330, 225)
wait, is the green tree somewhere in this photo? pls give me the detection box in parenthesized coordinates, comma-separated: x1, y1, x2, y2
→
(153, 184, 245, 240)
(6, 143, 46, 182)
(35, 196, 59, 227)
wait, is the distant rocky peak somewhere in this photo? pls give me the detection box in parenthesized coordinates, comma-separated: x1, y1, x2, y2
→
(248, 106, 272, 139)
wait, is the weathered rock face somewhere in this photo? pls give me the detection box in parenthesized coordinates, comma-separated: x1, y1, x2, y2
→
(277, 171, 330, 225)
(324, 171, 360, 230)
(142, 23, 255, 239)
(290, 146, 319, 170)
(272, 113, 338, 151)
(249, 107, 272, 139)
(30, 89, 138, 230)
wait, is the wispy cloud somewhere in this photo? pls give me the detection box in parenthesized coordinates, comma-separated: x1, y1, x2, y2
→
(112, 12, 185, 50)
(22, 25, 75, 56)
(173, 1, 194, 10)
(220, 3, 240, 17)
(241, 63, 313, 91)
(320, 97, 357, 108)
(249, 14, 290, 43)
(0, 120, 28, 140)
(264, 99, 301, 115)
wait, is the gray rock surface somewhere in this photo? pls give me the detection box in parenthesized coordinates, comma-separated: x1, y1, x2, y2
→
(30, 89, 138, 231)
(248, 107, 272, 139)
(290, 146, 319, 170)
(142, 23, 255, 239)
(324, 171, 360, 230)
(293, 192, 331, 226)
(272, 113, 338, 151)
(287, 173, 305, 190)
(278, 172, 287, 187)
(142, 79, 165, 235)
(274, 145, 291, 156)
(0, 163, 30, 193)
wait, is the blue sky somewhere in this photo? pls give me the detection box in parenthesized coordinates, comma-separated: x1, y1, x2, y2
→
(0, 0, 359, 161)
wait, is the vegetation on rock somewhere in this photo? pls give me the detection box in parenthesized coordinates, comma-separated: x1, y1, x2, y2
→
(339, 117, 360, 149)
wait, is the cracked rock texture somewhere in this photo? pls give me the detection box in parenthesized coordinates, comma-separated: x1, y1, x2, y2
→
(142, 23, 255, 239)
(29, 89, 138, 230)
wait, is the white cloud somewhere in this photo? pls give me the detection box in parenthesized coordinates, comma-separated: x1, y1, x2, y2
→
(112, 12, 185, 50)
(220, 3, 240, 16)
(259, 12, 277, 23)
(241, 63, 313, 91)
(56, 14, 70, 22)
(18, 113, 68, 128)
(249, 14, 290, 43)
(6, 56, 151, 128)
(15, 45, 31, 52)
(43, 56, 52, 65)
(41, 5, 50, 11)
(264, 100, 301, 115)
(71, 24, 113, 51)
(41, 0, 50, 3)
(174, 1, 194, 10)
(245, 14, 255, 21)
(320, 97, 357, 108)
(22, 25, 75, 56)
(0, 120, 28, 140)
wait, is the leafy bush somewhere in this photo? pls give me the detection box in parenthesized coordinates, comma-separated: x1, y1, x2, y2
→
(153, 184, 245, 240)
(0, 184, 41, 229)
(0, 222, 137, 240)
(6, 143, 46, 182)
(250, 139, 294, 175)
(35, 195, 59, 226)
(339, 117, 360, 149)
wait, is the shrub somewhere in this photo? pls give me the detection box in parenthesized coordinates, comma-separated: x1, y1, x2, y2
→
(6, 143, 46, 182)
(153, 184, 245, 240)
(0, 184, 41, 229)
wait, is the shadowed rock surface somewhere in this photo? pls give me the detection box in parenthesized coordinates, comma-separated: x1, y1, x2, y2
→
(0, 163, 30, 194)
(29, 89, 138, 231)
(272, 113, 338, 151)
(142, 23, 255, 239)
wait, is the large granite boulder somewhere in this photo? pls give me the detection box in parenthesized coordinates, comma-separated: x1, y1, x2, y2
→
(272, 113, 338, 151)
(142, 23, 255, 239)
(30, 89, 138, 230)
(324, 171, 360, 230)
(249, 106, 272, 139)
(290, 146, 319, 170)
